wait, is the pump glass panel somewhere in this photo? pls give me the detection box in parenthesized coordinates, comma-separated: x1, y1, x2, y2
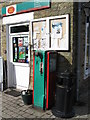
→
(13, 36, 29, 63)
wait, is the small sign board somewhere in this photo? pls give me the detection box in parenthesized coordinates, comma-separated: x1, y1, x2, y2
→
(2, 0, 50, 17)
(6, 5, 16, 16)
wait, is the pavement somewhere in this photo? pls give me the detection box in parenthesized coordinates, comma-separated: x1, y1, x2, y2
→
(0, 77, 89, 119)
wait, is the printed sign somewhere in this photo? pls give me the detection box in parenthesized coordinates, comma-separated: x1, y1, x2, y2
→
(15, 47, 17, 59)
(19, 47, 26, 60)
(23, 37, 28, 46)
(50, 16, 69, 50)
(6, 5, 16, 16)
(52, 22, 63, 39)
(18, 38, 23, 47)
(32, 21, 47, 50)
(2, 1, 50, 17)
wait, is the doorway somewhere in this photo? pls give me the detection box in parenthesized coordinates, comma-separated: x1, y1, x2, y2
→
(8, 23, 30, 90)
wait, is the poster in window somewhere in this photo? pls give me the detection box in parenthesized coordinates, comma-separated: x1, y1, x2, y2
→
(23, 37, 28, 46)
(32, 21, 46, 50)
(50, 17, 68, 50)
(15, 47, 17, 59)
(18, 38, 23, 47)
(51, 22, 62, 39)
(19, 47, 25, 60)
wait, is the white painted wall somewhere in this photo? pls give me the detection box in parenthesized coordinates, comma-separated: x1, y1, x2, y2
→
(3, 12, 34, 25)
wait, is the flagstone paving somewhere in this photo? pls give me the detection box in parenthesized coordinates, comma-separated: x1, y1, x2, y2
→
(0, 77, 89, 120)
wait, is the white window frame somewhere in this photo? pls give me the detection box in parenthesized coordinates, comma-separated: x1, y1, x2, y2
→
(10, 34, 30, 67)
(9, 23, 30, 67)
(31, 18, 48, 50)
(9, 22, 29, 35)
(31, 14, 69, 51)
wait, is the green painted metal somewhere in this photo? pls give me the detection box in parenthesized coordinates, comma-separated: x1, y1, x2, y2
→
(34, 50, 46, 109)
(1, 7, 6, 16)
(17, 2, 34, 12)
(1, 0, 50, 16)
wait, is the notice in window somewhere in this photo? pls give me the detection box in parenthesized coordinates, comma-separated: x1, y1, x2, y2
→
(18, 38, 23, 47)
(32, 20, 46, 50)
(19, 47, 25, 60)
(50, 17, 68, 50)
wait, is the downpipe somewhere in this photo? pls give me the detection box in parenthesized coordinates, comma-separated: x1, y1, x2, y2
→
(76, 2, 81, 102)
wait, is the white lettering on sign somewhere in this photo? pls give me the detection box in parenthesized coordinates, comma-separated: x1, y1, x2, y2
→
(6, 5, 16, 16)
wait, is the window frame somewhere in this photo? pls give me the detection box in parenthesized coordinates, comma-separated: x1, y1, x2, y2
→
(31, 14, 69, 51)
(9, 23, 29, 35)
(10, 34, 30, 67)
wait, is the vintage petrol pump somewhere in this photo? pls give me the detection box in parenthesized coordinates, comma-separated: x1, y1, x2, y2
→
(33, 50, 57, 110)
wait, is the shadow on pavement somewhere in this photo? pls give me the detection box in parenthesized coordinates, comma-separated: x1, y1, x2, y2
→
(73, 77, 89, 118)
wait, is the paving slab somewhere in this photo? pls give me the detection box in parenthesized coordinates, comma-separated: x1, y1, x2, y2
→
(0, 84, 89, 119)
(25, 109, 35, 115)
(2, 112, 12, 118)
(33, 110, 45, 117)
(41, 113, 52, 118)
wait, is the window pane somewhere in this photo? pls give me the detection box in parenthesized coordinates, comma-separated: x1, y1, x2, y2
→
(10, 25, 29, 33)
(13, 36, 29, 63)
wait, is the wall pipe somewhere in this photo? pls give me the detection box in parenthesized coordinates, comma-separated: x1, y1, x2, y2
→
(87, 11, 90, 76)
(84, 16, 89, 78)
(76, 2, 81, 102)
(89, 15, 90, 74)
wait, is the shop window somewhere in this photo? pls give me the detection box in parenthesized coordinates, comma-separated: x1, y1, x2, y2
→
(31, 15, 69, 51)
(13, 36, 29, 63)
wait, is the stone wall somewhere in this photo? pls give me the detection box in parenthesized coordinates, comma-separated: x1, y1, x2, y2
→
(0, 1, 88, 93)
(1, 25, 7, 60)
(0, 0, 27, 60)
(0, 4, 2, 56)
(0, 4, 6, 59)
(1, 2, 74, 90)
(32, 2, 74, 75)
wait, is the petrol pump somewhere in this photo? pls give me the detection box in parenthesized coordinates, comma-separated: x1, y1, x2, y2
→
(33, 50, 57, 110)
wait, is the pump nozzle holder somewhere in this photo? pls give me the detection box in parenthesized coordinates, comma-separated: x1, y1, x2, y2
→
(35, 52, 43, 59)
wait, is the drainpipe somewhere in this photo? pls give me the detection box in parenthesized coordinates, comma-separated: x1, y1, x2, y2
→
(84, 6, 90, 77)
(89, 15, 90, 74)
(84, 15, 89, 78)
(76, 2, 81, 102)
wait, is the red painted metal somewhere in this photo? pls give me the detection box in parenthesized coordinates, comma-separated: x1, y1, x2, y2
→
(2, 14, 6, 17)
(8, 6, 15, 14)
(46, 52, 49, 109)
(32, 51, 35, 104)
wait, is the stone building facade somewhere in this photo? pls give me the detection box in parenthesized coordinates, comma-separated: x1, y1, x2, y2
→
(0, 1, 90, 100)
